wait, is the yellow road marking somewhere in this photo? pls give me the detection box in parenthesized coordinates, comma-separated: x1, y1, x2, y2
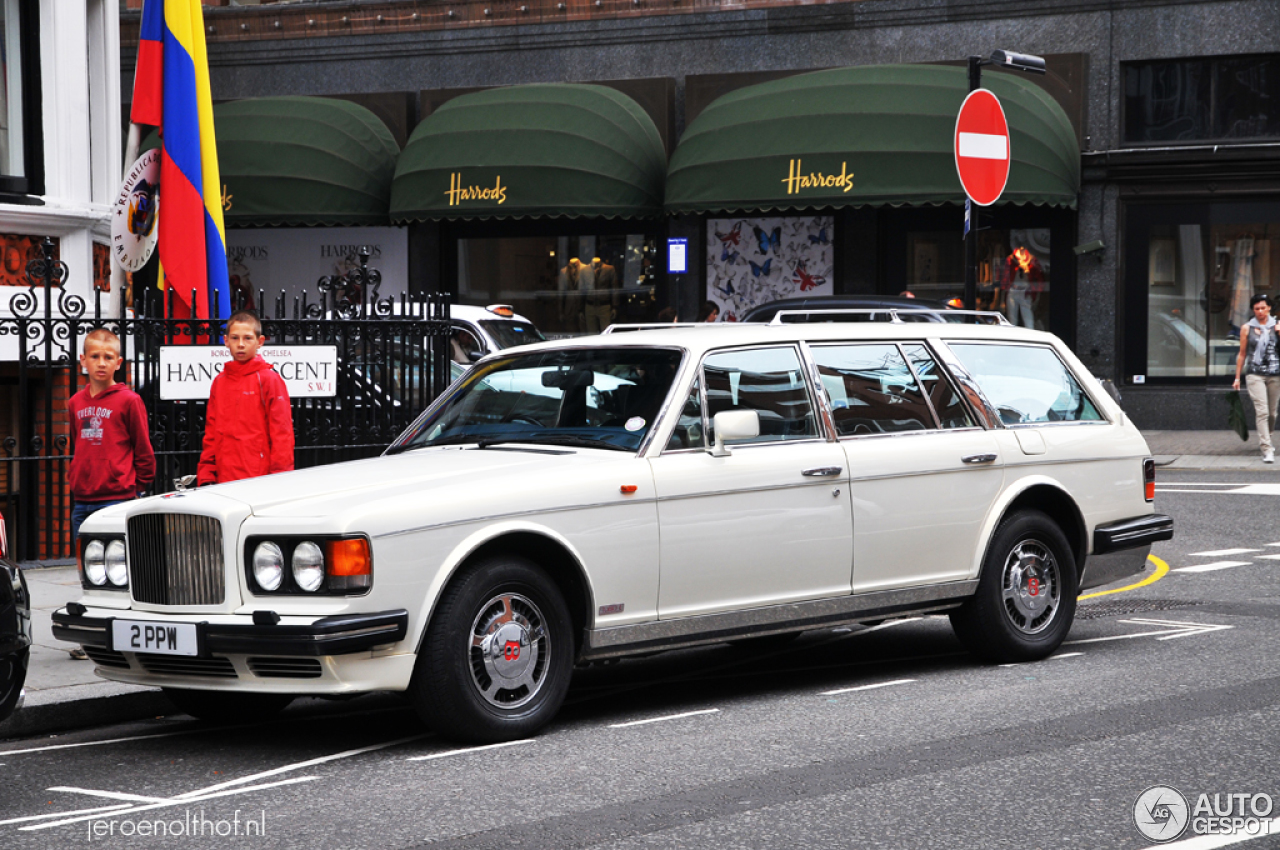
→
(1078, 554, 1169, 600)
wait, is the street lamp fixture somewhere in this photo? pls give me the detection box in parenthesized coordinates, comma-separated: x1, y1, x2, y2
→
(963, 49, 1046, 312)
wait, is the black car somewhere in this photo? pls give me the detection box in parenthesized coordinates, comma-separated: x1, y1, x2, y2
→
(0, 518, 31, 725)
(741, 294, 956, 324)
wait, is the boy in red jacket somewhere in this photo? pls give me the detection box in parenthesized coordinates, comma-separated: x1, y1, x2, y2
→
(197, 311, 294, 486)
(69, 328, 156, 541)
(68, 329, 156, 658)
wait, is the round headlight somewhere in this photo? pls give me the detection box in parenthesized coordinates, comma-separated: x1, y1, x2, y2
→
(291, 541, 325, 593)
(105, 540, 128, 587)
(83, 539, 107, 586)
(253, 542, 284, 592)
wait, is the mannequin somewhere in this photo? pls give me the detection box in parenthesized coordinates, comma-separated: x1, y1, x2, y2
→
(582, 256, 617, 333)
(557, 257, 582, 327)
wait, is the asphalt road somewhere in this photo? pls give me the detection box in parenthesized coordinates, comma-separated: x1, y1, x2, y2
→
(1, 469, 1277, 849)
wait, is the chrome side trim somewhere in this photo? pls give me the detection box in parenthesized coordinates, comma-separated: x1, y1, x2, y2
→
(582, 581, 978, 659)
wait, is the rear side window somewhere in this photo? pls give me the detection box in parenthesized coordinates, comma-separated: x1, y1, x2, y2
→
(703, 347, 818, 444)
(901, 345, 975, 429)
(947, 343, 1104, 425)
(811, 344, 935, 435)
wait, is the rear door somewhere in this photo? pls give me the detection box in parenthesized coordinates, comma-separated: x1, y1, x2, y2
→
(811, 341, 1005, 592)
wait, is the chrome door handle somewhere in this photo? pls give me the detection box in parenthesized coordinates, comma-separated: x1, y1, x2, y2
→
(802, 466, 843, 477)
(962, 454, 998, 464)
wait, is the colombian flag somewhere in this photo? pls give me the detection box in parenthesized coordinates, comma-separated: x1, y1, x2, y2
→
(131, 0, 230, 320)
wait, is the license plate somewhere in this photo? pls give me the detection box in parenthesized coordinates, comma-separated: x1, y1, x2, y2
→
(111, 619, 200, 657)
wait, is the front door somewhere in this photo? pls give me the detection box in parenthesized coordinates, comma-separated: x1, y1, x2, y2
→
(651, 345, 854, 619)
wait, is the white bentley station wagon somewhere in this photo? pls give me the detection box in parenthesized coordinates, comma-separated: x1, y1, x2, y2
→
(56, 313, 1173, 742)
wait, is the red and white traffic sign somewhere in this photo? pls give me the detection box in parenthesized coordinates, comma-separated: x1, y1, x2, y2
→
(954, 88, 1010, 207)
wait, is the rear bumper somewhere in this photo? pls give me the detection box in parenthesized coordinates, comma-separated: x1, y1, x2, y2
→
(51, 608, 408, 657)
(1093, 514, 1174, 555)
(1081, 514, 1174, 591)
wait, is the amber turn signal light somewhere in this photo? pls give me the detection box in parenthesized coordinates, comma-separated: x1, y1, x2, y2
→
(327, 539, 371, 575)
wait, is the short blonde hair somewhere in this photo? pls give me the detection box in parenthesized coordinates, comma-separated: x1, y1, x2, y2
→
(83, 328, 121, 356)
(226, 310, 262, 336)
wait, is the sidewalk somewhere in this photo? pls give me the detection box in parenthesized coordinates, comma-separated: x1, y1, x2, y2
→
(0, 429, 1271, 740)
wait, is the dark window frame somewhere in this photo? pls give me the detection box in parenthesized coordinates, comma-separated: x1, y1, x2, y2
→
(0, 0, 42, 199)
(1122, 53, 1280, 147)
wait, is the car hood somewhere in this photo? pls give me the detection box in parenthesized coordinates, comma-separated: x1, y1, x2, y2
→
(187, 445, 648, 526)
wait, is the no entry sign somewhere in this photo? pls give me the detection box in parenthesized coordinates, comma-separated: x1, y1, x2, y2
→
(954, 89, 1010, 207)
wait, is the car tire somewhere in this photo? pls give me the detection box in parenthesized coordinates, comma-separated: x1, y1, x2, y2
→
(950, 509, 1077, 663)
(409, 556, 574, 743)
(0, 646, 29, 722)
(162, 688, 294, 723)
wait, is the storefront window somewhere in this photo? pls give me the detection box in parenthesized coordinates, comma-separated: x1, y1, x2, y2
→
(457, 233, 661, 336)
(905, 228, 1051, 330)
(704, 216, 834, 321)
(1145, 221, 1280, 379)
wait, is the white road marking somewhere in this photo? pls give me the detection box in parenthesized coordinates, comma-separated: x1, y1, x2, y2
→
(1155, 815, 1280, 848)
(0, 728, 211, 757)
(821, 678, 916, 696)
(609, 709, 720, 729)
(998, 651, 1084, 668)
(22, 776, 321, 831)
(1066, 618, 1233, 645)
(1157, 483, 1280, 496)
(1187, 548, 1262, 557)
(46, 786, 169, 804)
(406, 739, 535, 761)
(1173, 561, 1253, 573)
(0, 804, 133, 827)
(175, 733, 428, 798)
(1254, 554, 1280, 560)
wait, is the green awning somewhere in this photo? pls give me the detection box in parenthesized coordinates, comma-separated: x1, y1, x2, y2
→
(143, 96, 400, 227)
(666, 64, 1080, 214)
(390, 84, 666, 222)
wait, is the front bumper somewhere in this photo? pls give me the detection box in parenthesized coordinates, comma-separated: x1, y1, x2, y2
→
(52, 608, 409, 657)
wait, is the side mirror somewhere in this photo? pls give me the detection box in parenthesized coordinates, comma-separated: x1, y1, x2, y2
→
(709, 409, 760, 457)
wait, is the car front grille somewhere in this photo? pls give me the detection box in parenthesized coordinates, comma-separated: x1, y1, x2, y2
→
(127, 513, 225, 606)
(248, 657, 323, 679)
(137, 654, 237, 678)
(84, 646, 130, 669)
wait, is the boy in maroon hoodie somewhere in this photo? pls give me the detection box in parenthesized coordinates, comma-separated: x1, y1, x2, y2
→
(68, 328, 156, 542)
(197, 311, 294, 486)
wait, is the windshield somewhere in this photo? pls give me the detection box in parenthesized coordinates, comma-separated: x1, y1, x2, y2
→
(391, 347, 684, 453)
(481, 320, 546, 350)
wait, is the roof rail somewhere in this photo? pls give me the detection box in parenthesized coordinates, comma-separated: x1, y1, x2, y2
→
(602, 322, 758, 334)
(766, 308, 1010, 326)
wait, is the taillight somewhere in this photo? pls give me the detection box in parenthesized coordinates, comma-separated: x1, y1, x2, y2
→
(1143, 457, 1155, 502)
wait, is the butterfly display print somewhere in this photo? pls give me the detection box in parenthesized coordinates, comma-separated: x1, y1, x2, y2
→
(753, 225, 781, 255)
(707, 216, 833, 320)
(792, 259, 827, 292)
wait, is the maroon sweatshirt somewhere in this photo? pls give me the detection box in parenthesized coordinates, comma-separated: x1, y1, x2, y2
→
(67, 383, 156, 501)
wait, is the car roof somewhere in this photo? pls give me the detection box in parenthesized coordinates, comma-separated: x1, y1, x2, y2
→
(451, 304, 536, 325)
(479, 317, 1063, 361)
(741, 294, 950, 321)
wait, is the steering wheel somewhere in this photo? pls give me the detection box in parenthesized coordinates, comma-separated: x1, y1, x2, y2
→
(500, 413, 543, 426)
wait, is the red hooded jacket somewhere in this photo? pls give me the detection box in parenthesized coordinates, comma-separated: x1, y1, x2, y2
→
(197, 355, 295, 486)
(67, 383, 156, 501)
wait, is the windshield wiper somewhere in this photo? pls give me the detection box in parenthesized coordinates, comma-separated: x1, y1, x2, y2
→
(476, 434, 631, 452)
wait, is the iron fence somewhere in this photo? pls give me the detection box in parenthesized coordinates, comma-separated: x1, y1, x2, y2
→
(0, 238, 452, 561)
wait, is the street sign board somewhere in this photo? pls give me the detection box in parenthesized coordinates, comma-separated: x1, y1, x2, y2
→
(954, 89, 1010, 207)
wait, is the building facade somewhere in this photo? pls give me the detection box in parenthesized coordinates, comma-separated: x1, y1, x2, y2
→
(121, 0, 1280, 430)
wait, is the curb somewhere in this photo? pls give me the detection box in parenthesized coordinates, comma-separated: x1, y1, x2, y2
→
(1, 689, 175, 739)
